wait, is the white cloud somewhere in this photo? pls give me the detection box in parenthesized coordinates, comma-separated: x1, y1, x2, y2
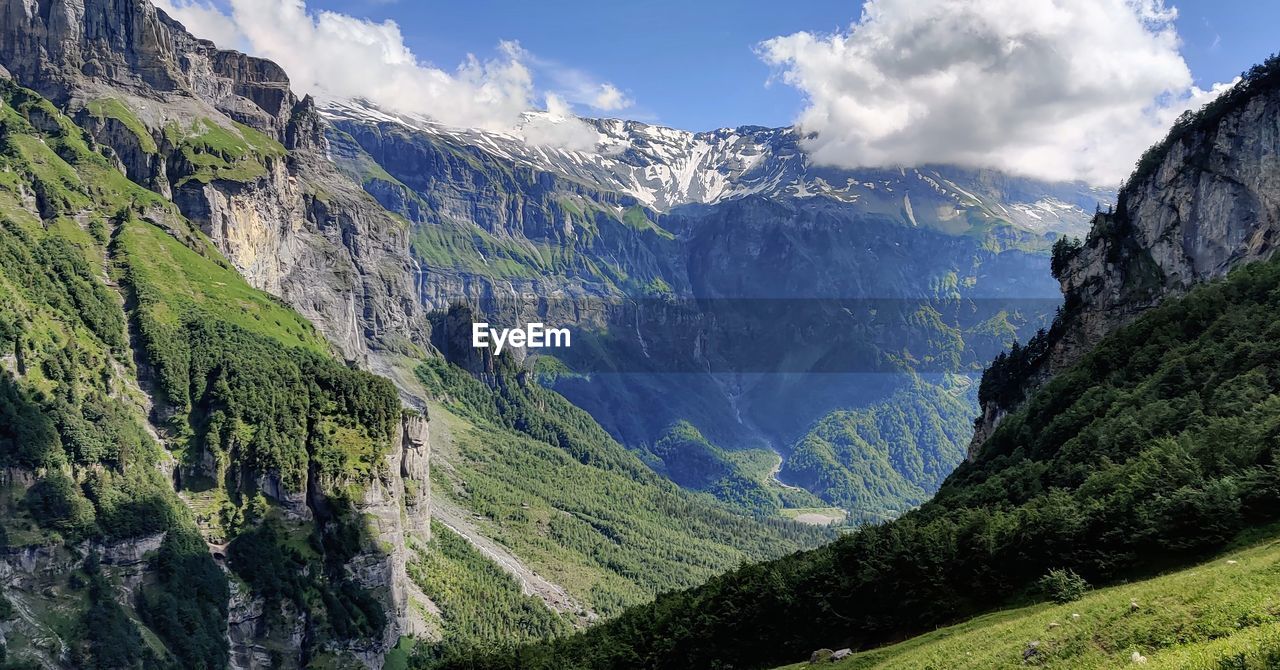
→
(514, 51, 635, 114)
(591, 83, 631, 112)
(758, 0, 1233, 185)
(153, 0, 247, 51)
(155, 0, 625, 147)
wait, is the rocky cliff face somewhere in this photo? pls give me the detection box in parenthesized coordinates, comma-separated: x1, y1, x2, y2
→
(0, 2, 437, 666)
(0, 0, 429, 364)
(1059, 86, 1280, 343)
(325, 97, 1104, 461)
(970, 63, 1280, 457)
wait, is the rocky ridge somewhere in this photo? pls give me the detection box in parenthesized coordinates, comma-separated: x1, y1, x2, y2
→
(970, 59, 1280, 457)
(1, 0, 429, 363)
(323, 97, 1107, 235)
(0, 0, 437, 666)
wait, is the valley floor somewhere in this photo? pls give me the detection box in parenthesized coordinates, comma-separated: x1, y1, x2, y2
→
(779, 530, 1280, 669)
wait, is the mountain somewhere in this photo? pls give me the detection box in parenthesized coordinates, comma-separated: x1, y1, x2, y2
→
(323, 97, 1106, 232)
(321, 95, 1108, 518)
(971, 56, 1280, 453)
(442, 53, 1280, 669)
(0, 0, 428, 363)
(0, 71, 418, 667)
(0, 1, 833, 667)
(0, 2, 1202, 669)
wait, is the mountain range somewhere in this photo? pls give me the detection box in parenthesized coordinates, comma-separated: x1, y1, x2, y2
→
(4, 0, 1271, 669)
(319, 91, 1109, 523)
(445, 50, 1280, 670)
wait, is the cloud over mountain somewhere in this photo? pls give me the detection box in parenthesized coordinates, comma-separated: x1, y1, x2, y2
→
(759, 0, 1234, 184)
(155, 0, 628, 144)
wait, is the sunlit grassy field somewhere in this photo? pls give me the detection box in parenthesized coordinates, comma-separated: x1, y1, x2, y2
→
(778, 532, 1280, 669)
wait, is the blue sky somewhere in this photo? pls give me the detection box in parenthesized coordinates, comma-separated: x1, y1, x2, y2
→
(296, 0, 1275, 131)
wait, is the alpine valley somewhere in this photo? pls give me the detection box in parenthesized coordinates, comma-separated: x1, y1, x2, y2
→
(4, 1, 1275, 670)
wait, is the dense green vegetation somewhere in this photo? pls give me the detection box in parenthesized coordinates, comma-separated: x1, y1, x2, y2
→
(442, 250, 1280, 669)
(138, 529, 231, 670)
(978, 319, 1064, 411)
(778, 529, 1280, 670)
(76, 557, 165, 670)
(0, 79, 405, 667)
(1049, 235, 1083, 279)
(647, 421, 786, 515)
(228, 512, 387, 644)
(416, 354, 831, 617)
(407, 520, 573, 667)
(0, 81, 186, 544)
(0, 78, 230, 668)
(116, 214, 402, 653)
(780, 377, 974, 521)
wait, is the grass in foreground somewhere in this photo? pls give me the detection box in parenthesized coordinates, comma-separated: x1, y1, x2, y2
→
(780, 531, 1280, 670)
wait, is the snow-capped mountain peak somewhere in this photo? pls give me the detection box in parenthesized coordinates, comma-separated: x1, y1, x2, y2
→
(320, 97, 1111, 235)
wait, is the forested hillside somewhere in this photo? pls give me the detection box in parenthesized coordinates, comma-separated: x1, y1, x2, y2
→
(0, 74, 413, 666)
(445, 215, 1280, 670)
(441, 54, 1280, 668)
(780, 377, 975, 522)
(410, 354, 830, 628)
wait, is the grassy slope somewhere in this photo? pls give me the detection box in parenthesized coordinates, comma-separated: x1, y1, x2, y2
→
(417, 358, 832, 619)
(781, 530, 1280, 670)
(114, 218, 326, 354)
(85, 97, 158, 154)
(165, 117, 286, 186)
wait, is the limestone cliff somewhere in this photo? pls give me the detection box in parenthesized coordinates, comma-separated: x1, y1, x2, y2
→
(0, 2, 437, 666)
(970, 58, 1280, 457)
(0, 0, 429, 363)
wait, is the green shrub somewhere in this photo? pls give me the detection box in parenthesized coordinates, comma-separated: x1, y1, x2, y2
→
(1038, 568, 1090, 604)
(24, 472, 95, 537)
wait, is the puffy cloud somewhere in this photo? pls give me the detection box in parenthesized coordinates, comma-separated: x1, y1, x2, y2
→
(591, 83, 632, 112)
(758, 0, 1233, 185)
(152, 0, 247, 51)
(155, 0, 623, 146)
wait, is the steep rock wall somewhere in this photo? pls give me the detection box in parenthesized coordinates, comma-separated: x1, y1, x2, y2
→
(970, 72, 1280, 457)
